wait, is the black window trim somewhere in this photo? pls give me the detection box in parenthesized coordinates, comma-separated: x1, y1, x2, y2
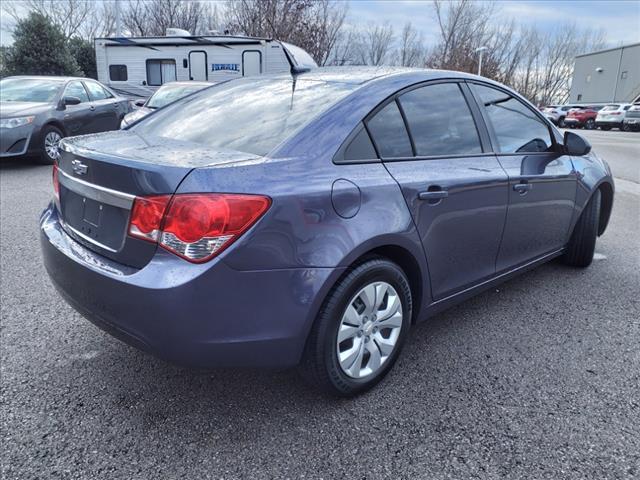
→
(334, 78, 495, 165)
(146, 58, 177, 87)
(465, 79, 562, 156)
(108, 64, 128, 82)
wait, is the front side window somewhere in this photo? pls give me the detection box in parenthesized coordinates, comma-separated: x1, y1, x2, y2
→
(64, 81, 89, 103)
(398, 83, 482, 157)
(85, 82, 112, 100)
(366, 101, 413, 158)
(472, 84, 553, 154)
(146, 59, 177, 86)
(109, 65, 127, 81)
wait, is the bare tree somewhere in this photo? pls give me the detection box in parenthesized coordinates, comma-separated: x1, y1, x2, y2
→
(353, 22, 394, 66)
(225, 0, 347, 65)
(122, 0, 209, 36)
(396, 22, 424, 67)
(2, 0, 94, 39)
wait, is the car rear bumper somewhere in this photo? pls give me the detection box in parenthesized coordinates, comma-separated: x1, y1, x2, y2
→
(40, 203, 341, 368)
(596, 120, 622, 128)
(0, 125, 33, 157)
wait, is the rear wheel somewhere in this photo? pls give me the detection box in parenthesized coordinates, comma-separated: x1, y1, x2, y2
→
(38, 125, 64, 165)
(585, 119, 595, 130)
(622, 123, 631, 132)
(558, 117, 566, 128)
(563, 190, 601, 268)
(299, 258, 412, 396)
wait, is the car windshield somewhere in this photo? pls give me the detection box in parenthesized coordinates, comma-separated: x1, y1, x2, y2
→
(0, 78, 64, 103)
(146, 84, 209, 109)
(602, 105, 620, 111)
(133, 77, 357, 156)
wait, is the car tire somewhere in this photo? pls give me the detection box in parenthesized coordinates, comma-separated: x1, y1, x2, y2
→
(563, 189, 601, 268)
(622, 124, 631, 132)
(558, 117, 566, 128)
(38, 125, 64, 165)
(585, 119, 595, 130)
(299, 257, 412, 397)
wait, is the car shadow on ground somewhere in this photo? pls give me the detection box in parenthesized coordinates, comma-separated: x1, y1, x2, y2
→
(72, 259, 582, 436)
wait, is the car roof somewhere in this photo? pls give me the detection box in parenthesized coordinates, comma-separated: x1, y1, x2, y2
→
(157, 81, 211, 88)
(3, 75, 96, 82)
(294, 66, 482, 85)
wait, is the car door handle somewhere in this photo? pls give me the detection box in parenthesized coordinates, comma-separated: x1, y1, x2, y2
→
(513, 182, 532, 194)
(418, 187, 449, 204)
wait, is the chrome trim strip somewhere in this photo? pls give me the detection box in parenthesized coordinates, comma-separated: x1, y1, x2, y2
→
(58, 169, 135, 209)
(62, 221, 119, 253)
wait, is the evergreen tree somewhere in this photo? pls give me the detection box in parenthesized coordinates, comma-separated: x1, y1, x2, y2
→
(68, 37, 97, 79)
(4, 12, 81, 76)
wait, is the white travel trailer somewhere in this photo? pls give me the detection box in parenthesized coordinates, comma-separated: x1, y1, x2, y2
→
(94, 32, 317, 98)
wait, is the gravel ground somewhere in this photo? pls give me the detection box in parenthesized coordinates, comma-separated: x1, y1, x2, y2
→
(1, 131, 639, 479)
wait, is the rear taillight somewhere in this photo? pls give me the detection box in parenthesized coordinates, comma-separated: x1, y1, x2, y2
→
(52, 164, 60, 201)
(128, 193, 271, 263)
(129, 195, 172, 242)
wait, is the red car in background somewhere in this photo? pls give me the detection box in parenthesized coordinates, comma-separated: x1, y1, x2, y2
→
(564, 106, 603, 130)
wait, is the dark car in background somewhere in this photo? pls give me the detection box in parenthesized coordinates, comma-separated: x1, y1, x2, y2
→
(564, 105, 603, 129)
(40, 68, 614, 396)
(0, 76, 129, 164)
(120, 81, 211, 128)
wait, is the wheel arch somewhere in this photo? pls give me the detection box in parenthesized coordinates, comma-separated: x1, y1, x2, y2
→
(596, 181, 614, 236)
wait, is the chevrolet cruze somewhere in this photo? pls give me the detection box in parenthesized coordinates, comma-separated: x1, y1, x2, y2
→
(40, 68, 614, 396)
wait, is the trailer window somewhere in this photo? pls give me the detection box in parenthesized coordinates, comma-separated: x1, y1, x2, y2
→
(146, 59, 177, 86)
(109, 65, 127, 81)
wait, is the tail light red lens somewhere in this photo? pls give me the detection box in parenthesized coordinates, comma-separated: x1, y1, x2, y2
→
(128, 195, 172, 242)
(128, 193, 271, 263)
(52, 164, 60, 201)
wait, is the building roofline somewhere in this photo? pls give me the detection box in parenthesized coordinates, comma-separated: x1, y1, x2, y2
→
(575, 42, 640, 59)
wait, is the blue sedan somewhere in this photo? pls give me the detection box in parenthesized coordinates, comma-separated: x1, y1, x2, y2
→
(40, 67, 614, 396)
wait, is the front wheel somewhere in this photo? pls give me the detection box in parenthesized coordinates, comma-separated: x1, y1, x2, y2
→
(38, 125, 64, 165)
(299, 258, 412, 396)
(563, 190, 601, 268)
(585, 119, 596, 130)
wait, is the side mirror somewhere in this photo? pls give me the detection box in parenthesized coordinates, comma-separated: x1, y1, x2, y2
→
(63, 96, 82, 106)
(134, 99, 146, 107)
(563, 131, 591, 156)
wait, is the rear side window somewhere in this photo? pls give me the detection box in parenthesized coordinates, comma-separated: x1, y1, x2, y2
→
(472, 84, 553, 154)
(85, 82, 112, 100)
(366, 101, 413, 158)
(398, 83, 482, 156)
(109, 65, 127, 81)
(64, 81, 89, 103)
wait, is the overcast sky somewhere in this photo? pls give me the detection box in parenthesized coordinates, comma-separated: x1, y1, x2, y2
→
(1, 0, 639, 47)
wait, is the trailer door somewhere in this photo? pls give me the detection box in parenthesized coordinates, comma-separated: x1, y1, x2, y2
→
(242, 51, 262, 76)
(189, 51, 208, 81)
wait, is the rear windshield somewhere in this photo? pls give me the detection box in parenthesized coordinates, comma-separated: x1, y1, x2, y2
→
(146, 84, 208, 109)
(602, 105, 620, 111)
(133, 77, 356, 156)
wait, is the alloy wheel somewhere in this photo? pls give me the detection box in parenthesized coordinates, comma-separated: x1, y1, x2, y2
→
(336, 281, 403, 379)
(44, 131, 62, 160)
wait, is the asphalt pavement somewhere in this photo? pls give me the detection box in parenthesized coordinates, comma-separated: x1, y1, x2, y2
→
(1, 130, 639, 479)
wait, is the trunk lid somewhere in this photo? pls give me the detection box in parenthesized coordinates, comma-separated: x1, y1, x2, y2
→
(57, 130, 259, 268)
